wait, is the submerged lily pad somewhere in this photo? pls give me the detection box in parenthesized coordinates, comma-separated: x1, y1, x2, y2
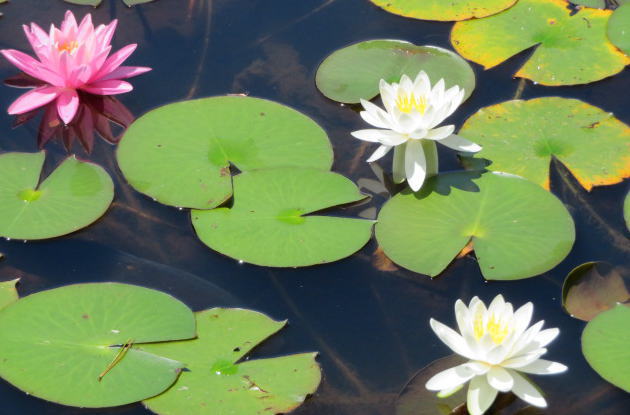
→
(192, 168, 373, 267)
(117, 96, 332, 209)
(376, 171, 575, 280)
(458, 97, 630, 190)
(0, 278, 19, 310)
(562, 262, 630, 321)
(0, 152, 114, 240)
(582, 304, 630, 392)
(369, 0, 517, 21)
(315, 40, 475, 104)
(451, 0, 630, 85)
(141, 308, 321, 415)
(608, 4, 630, 56)
(0, 283, 196, 407)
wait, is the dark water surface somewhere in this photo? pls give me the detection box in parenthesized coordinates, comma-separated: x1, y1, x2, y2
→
(0, 0, 629, 414)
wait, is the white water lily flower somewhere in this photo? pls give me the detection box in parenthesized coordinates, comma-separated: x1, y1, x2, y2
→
(425, 295, 567, 415)
(351, 71, 481, 191)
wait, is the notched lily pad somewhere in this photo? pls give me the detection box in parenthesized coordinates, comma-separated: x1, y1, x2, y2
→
(141, 308, 322, 415)
(192, 168, 374, 267)
(315, 40, 475, 104)
(376, 171, 575, 280)
(451, 0, 630, 85)
(459, 97, 630, 190)
(562, 261, 630, 321)
(117, 96, 333, 209)
(582, 304, 630, 392)
(369, 0, 518, 22)
(0, 283, 196, 408)
(0, 151, 114, 240)
(608, 3, 630, 56)
(0, 278, 19, 310)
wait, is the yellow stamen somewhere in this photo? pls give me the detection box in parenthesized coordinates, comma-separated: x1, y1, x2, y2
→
(473, 314, 510, 344)
(58, 40, 79, 54)
(395, 93, 427, 114)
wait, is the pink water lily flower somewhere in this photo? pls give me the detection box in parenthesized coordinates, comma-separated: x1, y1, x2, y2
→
(1, 10, 150, 124)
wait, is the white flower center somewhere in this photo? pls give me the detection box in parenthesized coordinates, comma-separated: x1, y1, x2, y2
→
(474, 313, 511, 344)
(395, 92, 427, 114)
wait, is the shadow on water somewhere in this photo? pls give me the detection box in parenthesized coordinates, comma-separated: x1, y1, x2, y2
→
(0, 0, 629, 414)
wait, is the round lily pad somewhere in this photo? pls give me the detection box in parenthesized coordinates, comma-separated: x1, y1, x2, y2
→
(117, 96, 333, 209)
(608, 4, 630, 56)
(562, 262, 630, 321)
(459, 97, 630, 190)
(369, 0, 517, 22)
(375, 171, 575, 280)
(315, 40, 475, 104)
(0, 283, 196, 408)
(140, 308, 322, 415)
(0, 152, 114, 240)
(0, 278, 19, 310)
(582, 304, 630, 392)
(192, 168, 374, 267)
(451, 0, 630, 85)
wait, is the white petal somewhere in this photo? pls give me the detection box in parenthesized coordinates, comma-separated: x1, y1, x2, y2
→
(359, 99, 392, 129)
(379, 79, 396, 113)
(350, 129, 383, 142)
(486, 366, 514, 392)
(502, 349, 548, 368)
(405, 140, 426, 192)
(392, 144, 406, 184)
(424, 125, 455, 141)
(518, 359, 568, 375)
(429, 318, 475, 359)
(351, 129, 406, 145)
(425, 363, 477, 391)
(510, 371, 547, 408)
(532, 328, 560, 349)
(366, 145, 392, 162)
(455, 299, 470, 335)
(467, 375, 498, 415)
(438, 134, 482, 152)
(412, 71, 431, 97)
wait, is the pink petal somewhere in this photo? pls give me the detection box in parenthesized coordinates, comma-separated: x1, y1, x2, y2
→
(8, 86, 60, 115)
(100, 66, 151, 81)
(93, 44, 137, 81)
(78, 13, 94, 38)
(82, 80, 133, 95)
(1, 49, 64, 86)
(56, 89, 80, 124)
(61, 11, 78, 36)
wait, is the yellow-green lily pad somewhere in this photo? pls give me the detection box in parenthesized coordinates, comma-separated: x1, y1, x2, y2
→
(0, 152, 114, 240)
(192, 168, 373, 267)
(315, 40, 475, 104)
(376, 171, 575, 280)
(369, 0, 518, 21)
(140, 308, 321, 415)
(451, 0, 630, 85)
(0, 278, 18, 310)
(608, 3, 630, 56)
(458, 97, 630, 190)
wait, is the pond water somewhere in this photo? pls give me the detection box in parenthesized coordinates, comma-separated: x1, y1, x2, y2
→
(0, 0, 629, 414)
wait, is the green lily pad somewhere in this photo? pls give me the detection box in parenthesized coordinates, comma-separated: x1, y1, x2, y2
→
(0, 278, 19, 310)
(396, 355, 467, 415)
(117, 96, 333, 209)
(369, 0, 517, 21)
(572, 0, 606, 7)
(192, 168, 373, 267)
(0, 283, 196, 408)
(582, 304, 630, 392)
(451, 0, 630, 85)
(140, 308, 322, 415)
(608, 4, 630, 56)
(562, 262, 630, 321)
(458, 97, 630, 190)
(375, 171, 575, 280)
(0, 152, 114, 240)
(315, 40, 475, 104)
(624, 190, 630, 231)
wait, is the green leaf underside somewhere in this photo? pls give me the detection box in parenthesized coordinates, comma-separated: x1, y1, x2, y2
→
(451, 0, 630, 85)
(369, 0, 517, 21)
(315, 40, 475, 104)
(376, 171, 575, 280)
(141, 308, 322, 415)
(0, 279, 19, 310)
(117, 96, 333, 209)
(396, 355, 467, 415)
(562, 262, 630, 321)
(459, 97, 630, 190)
(582, 304, 630, 392)
(192, 168, 374, 267)
(0, 152, 114, 240)
(608, 4, 630, 56)
(0, 283, 196, 408)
